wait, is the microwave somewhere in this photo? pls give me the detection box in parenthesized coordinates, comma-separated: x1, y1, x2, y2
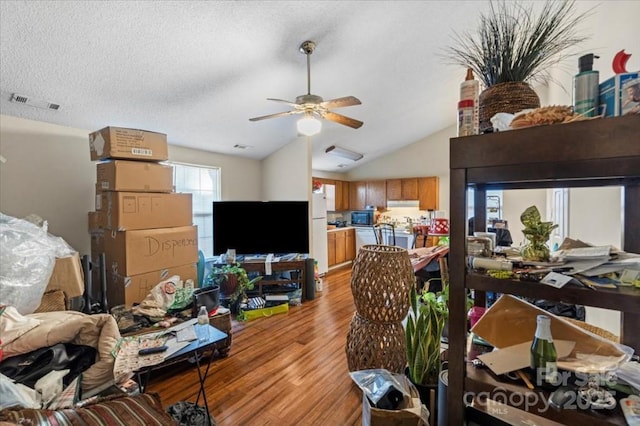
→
(351, 210, 374, 226)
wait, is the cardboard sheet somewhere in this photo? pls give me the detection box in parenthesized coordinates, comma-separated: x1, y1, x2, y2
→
(471, 295, 629, 373)
(477, 340, 576, 375)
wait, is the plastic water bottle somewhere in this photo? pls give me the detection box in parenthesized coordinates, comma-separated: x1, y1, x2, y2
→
(197, 306, 209, 343)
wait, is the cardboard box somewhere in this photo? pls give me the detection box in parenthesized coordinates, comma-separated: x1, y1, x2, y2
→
(89, 126, 168, 161)
(96, 160, 173, 192)
(598, 72, 640, 117)
(104, 225, 198, 276)
(45, 253, 85, 299)
(95, 192, 192, 231)
(107, 263, 197, 307)
(88, 211, 104, 233)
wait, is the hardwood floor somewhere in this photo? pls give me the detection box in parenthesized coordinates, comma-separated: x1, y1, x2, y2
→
(147, 266, 363, 425)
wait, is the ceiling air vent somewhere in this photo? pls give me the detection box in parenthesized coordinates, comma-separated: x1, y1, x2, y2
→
(11, 94, 28, 104)
(10, 93, 61, 111)
(233, 144, 251, 150)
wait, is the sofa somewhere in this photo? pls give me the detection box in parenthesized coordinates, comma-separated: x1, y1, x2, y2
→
(0, 392, 178, 425)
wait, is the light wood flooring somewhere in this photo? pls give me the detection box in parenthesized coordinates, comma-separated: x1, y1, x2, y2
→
(147, 266, 363, 425)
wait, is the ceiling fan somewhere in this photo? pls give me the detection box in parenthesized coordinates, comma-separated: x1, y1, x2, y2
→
(249, 40, 363, 132)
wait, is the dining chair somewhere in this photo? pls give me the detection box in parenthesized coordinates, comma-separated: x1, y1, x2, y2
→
(412, 225, 430, 248)
(373, 223, 396, 246)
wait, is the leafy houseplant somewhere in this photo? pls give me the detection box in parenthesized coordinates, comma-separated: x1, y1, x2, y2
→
(520, 205, 559, 262)
(406, 258, 473, 387)
(205, 263, 262, 306)
(444, 0, 590, 130)
(405, 282, 448, 387)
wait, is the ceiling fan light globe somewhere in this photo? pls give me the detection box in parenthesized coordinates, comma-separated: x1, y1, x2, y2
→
(297, 116, 322, 136)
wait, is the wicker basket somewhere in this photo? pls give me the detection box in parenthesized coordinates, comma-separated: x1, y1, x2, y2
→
(479, 81, 540, 132)
(350, 245, 414, 322)
(345, 313, 407, 373)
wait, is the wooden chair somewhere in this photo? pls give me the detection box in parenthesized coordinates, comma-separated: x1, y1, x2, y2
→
(412, 225, 430, 248)
(373, 223, 395, 245)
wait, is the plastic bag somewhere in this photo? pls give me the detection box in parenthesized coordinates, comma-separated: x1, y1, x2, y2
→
(349, 369, 410, 409)
(0, 213, 75, 314)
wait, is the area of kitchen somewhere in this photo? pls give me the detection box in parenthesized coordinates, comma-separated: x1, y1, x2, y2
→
(312, 176, 448, 273)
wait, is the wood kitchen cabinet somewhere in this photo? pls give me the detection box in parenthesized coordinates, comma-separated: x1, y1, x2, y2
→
(366, 180, 386, 208)
(346, 228, 356, 261)
(327, 228, 356, 267)
(349, 180, 387, 210)
(387, 178, 418, 200)
(327, 232, 336, 266)
(335, 231, 346, 264)
(335, 180, 350, 211)
(349, 181, 367, 210)
(417, 176, 439, 210)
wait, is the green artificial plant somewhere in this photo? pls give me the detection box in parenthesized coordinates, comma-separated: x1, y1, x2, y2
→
(520, 205, 559, 262)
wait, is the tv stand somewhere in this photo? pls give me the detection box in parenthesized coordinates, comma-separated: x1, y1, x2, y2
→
(237, 258, 309, 301)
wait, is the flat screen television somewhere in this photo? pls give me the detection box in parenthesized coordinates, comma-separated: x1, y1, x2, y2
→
(212, 201, 309, 255)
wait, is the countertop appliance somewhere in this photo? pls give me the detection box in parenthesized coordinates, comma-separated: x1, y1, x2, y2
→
(351, 210, 374, 226)
(312, 193, 328, 275)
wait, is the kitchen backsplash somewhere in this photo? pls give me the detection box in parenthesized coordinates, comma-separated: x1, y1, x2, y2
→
(328, 207, 447, 225)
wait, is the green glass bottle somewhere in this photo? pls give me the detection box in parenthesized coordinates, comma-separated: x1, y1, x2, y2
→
(530, 315, 559, 387)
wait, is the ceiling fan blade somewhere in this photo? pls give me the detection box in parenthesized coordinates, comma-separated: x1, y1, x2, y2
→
(322, 111, 363, 129)
(249, 110, 303, 122)
(266, 98, 300, 107)
(320, 96, 361, 109)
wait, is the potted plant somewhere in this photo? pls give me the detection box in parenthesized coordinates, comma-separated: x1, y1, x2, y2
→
(205, 263, 262, 314)
(405, 257, 474, 421)
(444, 0, 590, 131)
(520, 205, 559, 262)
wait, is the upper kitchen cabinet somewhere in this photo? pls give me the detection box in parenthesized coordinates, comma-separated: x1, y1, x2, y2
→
(349, 181, 367, 210)
(387, 178, 418, 200)
(349, 180, 386, 210)
(418, 177, 439, 211)
(366, 180, 387, 209)
(335, 180, 350, 211)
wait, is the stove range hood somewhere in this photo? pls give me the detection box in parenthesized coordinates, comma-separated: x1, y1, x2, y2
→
(386, 200, 419, 208)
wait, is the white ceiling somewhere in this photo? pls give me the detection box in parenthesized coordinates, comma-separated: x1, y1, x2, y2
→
(0, 1, 634, 172)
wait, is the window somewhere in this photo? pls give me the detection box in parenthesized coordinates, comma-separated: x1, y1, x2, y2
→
(170, 162, 221, 259)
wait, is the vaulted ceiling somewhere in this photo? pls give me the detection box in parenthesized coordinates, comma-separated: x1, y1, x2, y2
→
(1, 1, 636, 172)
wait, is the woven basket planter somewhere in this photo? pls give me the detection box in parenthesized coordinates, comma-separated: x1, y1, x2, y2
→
(345, 313, 407, 373)
(350, 245, 414, 322)
(479, 81, 540, 132)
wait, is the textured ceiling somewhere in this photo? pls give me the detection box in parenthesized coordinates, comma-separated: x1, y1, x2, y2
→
(0, 1, 635, 172)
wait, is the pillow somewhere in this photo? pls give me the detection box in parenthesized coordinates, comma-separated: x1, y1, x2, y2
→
(0, 392, 177, 425)
(0, 306, 41, 346)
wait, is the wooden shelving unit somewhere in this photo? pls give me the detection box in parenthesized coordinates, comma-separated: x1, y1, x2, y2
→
(448, 115, 640, 425)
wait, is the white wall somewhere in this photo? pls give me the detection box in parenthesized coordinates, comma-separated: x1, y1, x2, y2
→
(0, 115, 262, 255)
(261, 136, 311, 202)
(346, 124, 455, 216)
(169, 144, 262, 202)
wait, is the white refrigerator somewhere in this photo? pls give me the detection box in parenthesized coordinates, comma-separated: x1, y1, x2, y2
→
(312, 192, 329, 275)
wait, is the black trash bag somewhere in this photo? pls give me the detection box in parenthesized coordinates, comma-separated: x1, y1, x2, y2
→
(167, 401, 216, 426)
(529, 299, 586, 321)
(0, 343, 96, 388)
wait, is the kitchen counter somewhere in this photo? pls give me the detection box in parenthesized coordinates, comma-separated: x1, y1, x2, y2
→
(327, 226, 356, 232)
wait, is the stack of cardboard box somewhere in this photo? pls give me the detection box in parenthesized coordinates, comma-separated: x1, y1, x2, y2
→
(87, 127, 198, 308)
